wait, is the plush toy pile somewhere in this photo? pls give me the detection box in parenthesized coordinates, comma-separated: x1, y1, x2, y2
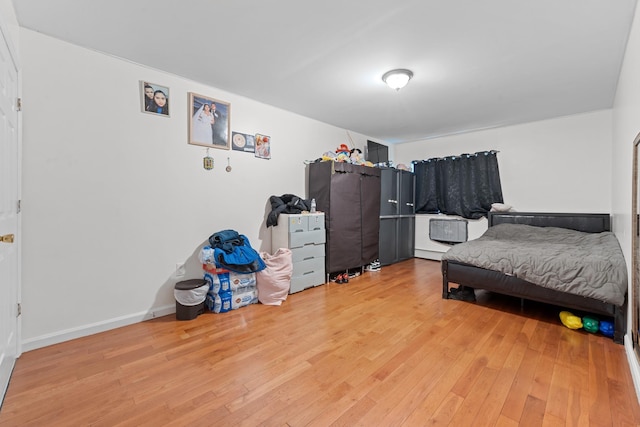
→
(319, 144, 375, 167)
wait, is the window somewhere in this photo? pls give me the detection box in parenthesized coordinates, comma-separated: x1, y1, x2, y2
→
(412, 150, 503, 219)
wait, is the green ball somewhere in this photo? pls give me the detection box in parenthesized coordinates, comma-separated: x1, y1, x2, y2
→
(583, 316, 599, 334)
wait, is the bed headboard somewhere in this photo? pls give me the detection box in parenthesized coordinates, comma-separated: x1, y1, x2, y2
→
(488, 212, 611, 233)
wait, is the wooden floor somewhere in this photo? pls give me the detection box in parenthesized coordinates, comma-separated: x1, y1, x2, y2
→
(1, 258, 639, 426)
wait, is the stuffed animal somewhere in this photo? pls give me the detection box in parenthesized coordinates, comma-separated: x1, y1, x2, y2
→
(322, 151, 337, 162)
(336, 144, 350, 157)
(335, 153, 350, 163)
(350, 148, 363, 165)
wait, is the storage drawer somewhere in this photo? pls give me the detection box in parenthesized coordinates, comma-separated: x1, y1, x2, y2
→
(289, 229, 326, 248)
(285, 215, 308, 233)
(290, 243, 325, 263)
(307, 213, 325, 231)
(292, 257, 325, 278)
(290, 269, 325, 293)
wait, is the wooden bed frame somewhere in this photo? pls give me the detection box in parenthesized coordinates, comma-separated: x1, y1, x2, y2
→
(441, 212, 627, 344)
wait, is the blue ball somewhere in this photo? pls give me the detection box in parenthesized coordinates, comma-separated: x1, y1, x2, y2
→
(599, 320, 614, 337)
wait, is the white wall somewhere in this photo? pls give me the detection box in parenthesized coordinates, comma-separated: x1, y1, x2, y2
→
(612, 0, 640, 401)
(0, 0, 19, 49)
(394, 110, 613, 214)
(19, 28, 373, 350)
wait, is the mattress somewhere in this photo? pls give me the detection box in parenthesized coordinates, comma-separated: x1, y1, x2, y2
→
(441, 223, 628, 306)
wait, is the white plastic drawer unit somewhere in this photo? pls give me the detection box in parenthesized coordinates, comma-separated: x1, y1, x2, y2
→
(271, 213, 326, 250)
(271, 213, 326, 293)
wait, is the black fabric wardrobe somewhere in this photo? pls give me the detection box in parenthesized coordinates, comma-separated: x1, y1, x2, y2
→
(307, 162, 381, 274)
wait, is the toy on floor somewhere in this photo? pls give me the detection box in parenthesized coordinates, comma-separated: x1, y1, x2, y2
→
(559, 311, 583, 329)
(599, 320, 614, 337)
(559, 311, 614, 337)
(582, 316, 599, 334)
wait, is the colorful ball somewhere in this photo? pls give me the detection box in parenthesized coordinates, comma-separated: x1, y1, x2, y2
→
(559, 311, 583, 330)
(599, 320, 614, 337)
(582, 316, 599, 334)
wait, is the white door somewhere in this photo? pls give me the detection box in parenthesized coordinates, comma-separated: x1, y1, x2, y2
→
(0, 23, 20, 405)
(634, 137, 640, 359)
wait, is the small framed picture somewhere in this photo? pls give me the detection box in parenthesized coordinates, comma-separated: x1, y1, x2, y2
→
(255, 134, 271, 159)
(188, 92, 230, 149)
(140, 81, 170, 117)
(232, 131, 255, 153)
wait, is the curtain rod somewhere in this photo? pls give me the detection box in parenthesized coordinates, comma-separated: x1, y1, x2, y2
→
(412, 150, 500, 164)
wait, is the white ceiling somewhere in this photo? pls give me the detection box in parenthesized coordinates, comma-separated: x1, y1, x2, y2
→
(13, 0, 638, 143)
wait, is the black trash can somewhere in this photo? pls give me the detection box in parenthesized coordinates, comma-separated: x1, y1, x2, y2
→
(174, 279, 208, 320)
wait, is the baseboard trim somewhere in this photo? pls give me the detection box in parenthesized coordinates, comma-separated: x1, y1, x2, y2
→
(625, 334, 640, 404)
(21, 304, 176, 352)
(414, 249, 444, 261)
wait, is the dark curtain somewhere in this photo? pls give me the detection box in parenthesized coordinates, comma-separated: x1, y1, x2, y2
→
(413, 150, 503, 219)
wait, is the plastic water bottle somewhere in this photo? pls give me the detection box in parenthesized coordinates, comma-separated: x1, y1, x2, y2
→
(310, 198, 317, 213)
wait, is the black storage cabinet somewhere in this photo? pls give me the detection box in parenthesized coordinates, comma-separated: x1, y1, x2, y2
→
(307, 162, 381, 274)
(379, 168, 415, 266)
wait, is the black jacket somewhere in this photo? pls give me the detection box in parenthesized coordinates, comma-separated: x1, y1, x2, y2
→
(266, 194, 311, 227)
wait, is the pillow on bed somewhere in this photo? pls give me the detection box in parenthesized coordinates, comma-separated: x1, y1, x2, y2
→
(490, 203, 513, 212)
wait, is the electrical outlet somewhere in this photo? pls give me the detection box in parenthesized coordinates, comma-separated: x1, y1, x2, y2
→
(176, 262, 186, 277)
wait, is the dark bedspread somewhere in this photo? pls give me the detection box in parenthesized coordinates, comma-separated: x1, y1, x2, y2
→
(441, 223, 628, 306)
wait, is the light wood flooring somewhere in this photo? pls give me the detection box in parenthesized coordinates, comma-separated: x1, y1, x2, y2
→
(1, 258, 639, 426)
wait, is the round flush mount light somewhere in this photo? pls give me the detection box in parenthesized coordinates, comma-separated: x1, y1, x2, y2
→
(382, 69, 413, 91)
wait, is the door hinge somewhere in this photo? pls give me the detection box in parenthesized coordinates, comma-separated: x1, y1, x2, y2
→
(16, 199, 21, 214)
(17, 303, 21, 317)
(16, 97, 21, 111)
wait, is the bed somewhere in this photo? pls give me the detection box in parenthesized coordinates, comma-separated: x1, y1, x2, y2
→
(441, 212, 628, 344)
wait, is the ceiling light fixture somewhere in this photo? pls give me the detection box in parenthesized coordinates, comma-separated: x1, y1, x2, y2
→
(382, 69, 413, 91)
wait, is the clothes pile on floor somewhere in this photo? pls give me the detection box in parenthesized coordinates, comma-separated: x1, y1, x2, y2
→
(200, 229, 264, 313)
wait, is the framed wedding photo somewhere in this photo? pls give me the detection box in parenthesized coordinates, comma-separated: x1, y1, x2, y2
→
(188, 92, 230, 149)
(140, 81, 170, 117)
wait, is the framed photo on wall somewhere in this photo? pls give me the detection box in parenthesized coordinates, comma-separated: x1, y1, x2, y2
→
(140, 81, 170, 117)
(255, 134, 271, 159)
(232, 131, 255, 153)
(188, 92, 230, 149)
